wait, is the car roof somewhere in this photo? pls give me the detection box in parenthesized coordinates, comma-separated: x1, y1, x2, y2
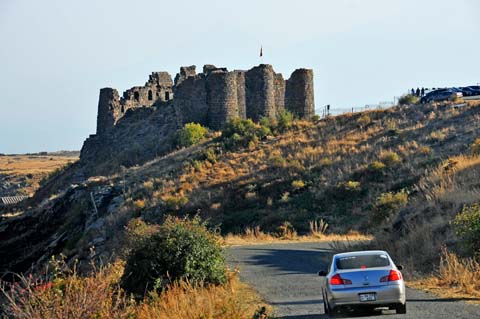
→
(333, 250, 389, 258)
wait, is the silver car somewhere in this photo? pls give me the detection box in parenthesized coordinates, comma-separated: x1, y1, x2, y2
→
(319, 250, 406, 317)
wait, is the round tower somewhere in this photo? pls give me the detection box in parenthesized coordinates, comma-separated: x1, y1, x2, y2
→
(206, 70, 239, 130)
(245, 64, 276, 122)
(285, 68, 315, 119)
(96, 88, 121, 135)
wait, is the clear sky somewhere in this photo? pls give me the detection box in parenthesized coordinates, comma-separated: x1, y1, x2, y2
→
(1, 0, 479, 153)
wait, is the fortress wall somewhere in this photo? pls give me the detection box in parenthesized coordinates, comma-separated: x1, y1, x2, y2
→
(173, 75, 209, 127)
(235, 70, 247, 119)
(148, 72, 174, 102)
(96, 88, 121, 135)
(274, 73, 286, 115)
(148, 72, 173, 87)
(93, 64, 314, 140)
(206, 70, 239, 130)
(285, 68, 314, 119)
(174, 65, 197, 86)
(245, 64, 276, 122)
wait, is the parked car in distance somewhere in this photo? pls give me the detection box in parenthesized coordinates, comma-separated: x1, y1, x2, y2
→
(457, 87, 480, 97)
(420, 89, 463, 103)
(319, 250, 406, 317)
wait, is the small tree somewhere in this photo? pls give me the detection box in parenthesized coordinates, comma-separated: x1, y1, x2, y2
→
(470, 138, 480, 155)
(277, 110, 294, 132)
(371, 191, 408, 225)
(398, 94, 419, 105)
(121, 216, 226, 297)
(453, 203, 480, 256)
(177, 123, 208, 147)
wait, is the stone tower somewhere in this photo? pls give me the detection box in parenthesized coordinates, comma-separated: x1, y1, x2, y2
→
(245, 64, 276, 122)
(285, 68, 314, 119)
(206, 70, 240, 130)
(96, 88, 121, 135)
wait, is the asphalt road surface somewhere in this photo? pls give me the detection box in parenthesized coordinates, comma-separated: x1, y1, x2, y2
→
(226, 242, 480, 319)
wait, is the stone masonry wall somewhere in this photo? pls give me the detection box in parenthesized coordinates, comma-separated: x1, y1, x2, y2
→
(235, 71, 247, 119)
(274, 73, 286, 115)
(245, 64, 276, 122)
(173, 74, 209, 127)
(96, 88, 121, 135)
(206, 70, 239, 130)
(285, 68, 314, 119)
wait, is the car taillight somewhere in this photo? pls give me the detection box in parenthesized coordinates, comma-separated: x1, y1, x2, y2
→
(380, 270, 403, 282)
(330, 274, 352, 285)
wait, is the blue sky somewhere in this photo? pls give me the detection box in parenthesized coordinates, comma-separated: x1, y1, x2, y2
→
(1, 0, 479, 153)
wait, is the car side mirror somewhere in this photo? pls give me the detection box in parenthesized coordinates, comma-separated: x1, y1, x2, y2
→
(397, 265, 404, 271)
(318, 270, 327, 277)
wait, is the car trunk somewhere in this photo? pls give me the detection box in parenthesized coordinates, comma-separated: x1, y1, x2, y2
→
(337, 267, 392, 288)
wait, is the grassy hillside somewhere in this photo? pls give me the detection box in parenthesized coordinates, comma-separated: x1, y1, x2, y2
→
(120, 101, 480, 235)
(1, 100, 480, 278)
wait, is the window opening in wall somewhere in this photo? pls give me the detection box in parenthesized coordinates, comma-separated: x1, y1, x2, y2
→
(134, 91, 140, 101)
(165, 91, 170, 100)
(148, 90, 153, 100)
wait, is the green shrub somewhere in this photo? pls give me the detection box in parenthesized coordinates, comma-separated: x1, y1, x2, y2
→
(381, 151, 402, 167)
(164, 195, 189, 210)
(277, 110, 294, 132)
(269, 155, 286, 168)
(329, 181, 362, 201)
(291, 179, 305, 190)
(453, 203, 480, 256)
(177, 123, 208, 147)
(371, 191, 408, 225)
(121, 216, 226, 297)
(222, 118, 266, 149)
(357, 115, 371, 127)
(470, 138, 480, 155)
(364, 161, 386, 181)
(398, 94, 419, 105)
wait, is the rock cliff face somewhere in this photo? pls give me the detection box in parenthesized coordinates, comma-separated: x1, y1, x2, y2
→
(80, 64, 315, 175)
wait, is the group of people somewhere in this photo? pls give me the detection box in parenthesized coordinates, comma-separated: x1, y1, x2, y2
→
(411, 87, 426, 97)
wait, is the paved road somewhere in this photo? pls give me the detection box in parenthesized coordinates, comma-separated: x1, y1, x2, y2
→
(226, 242, 480, 319)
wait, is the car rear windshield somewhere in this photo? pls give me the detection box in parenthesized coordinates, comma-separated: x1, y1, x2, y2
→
(336, 254, 390, 270)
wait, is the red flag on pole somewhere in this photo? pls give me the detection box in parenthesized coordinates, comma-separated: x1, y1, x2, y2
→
(260, 46, 263, 57)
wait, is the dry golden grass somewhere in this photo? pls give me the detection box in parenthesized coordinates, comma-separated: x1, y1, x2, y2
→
(408, 249, 480, 304)
(0, 155, 76, 175)
(1, 262, 269, 319)
(223, 227, 372, 246)
(137, 271, 269, 319)
(0, 155, 77, 196)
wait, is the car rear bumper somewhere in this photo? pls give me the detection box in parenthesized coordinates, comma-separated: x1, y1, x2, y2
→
(327, 283, 406, 308)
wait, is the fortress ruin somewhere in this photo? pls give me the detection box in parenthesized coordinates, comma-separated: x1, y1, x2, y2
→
(96, 64, 314, 133)
(80, 64, 314, 170)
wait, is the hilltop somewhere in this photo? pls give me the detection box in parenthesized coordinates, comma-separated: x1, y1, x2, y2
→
(1, 99, 479, 276)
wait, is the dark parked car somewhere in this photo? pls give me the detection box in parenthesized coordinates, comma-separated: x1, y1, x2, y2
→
(458, 87, 479, 96)
(420, 89, 463, 103)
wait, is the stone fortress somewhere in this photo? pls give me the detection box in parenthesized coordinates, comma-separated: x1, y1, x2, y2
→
(81, 64, 314, 171)
(96, 64, 314, 134)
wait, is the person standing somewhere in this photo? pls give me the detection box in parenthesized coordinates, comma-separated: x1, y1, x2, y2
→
(416, 88, 420, 97)
(421, 87, 425, 96)
(411, 88, 415, 95)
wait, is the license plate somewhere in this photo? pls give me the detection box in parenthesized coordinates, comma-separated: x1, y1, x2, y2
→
(359, 293, 376, 302)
